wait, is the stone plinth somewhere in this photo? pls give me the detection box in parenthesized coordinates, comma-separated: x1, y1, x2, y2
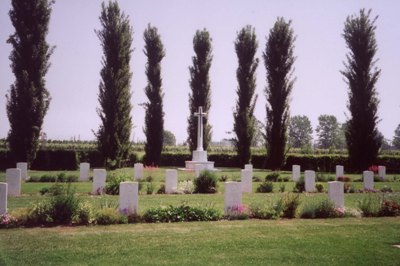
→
(292, 165, 300, 182)
(79, 163, 90, 181)
(6, 168, 21, 196)
(185, 160, 215, 171)
(224, 182, 242, 215)
(305, 170, 316, 192)
(0, 183, 7, 215)
(194, 164, 202, 178)
(134, 163, 144, 181)
(336, 165, 344, 180)
(165, 169, 178, 194)
(244, 164, 253, 172)
(119, 182, 138, 215)
(241, 169, 252, 193)
(378, 166, 386, 180)
(328, 181, 344, 208)
(92, 169, 106, 194)
(16, 162, 28, 181)
(363, 171, 374, 190)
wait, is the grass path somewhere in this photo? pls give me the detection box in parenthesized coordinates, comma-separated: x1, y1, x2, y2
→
(0, 218, 399, 265)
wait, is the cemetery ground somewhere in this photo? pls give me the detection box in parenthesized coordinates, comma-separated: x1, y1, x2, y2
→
(0, 167, 400, 265)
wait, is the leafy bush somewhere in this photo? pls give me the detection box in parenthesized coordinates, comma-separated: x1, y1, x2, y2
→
(265, 172, 279, 182)
(250, 202, 282, 220)
(293, 177, 305, 193)
(105, 172, 131, 195)
(220, 175, 229, 182)
(194, 170, 218, 193)
(279, 183, 286, 193)
(143, 204, 221, 223)
(256, 181, 274, 193)
(357, 194, 380, 217)
(73, 202, 93, 225)
(156, 184, 165, 194)
(315, 183, 324, 193)
(27, 173, 78, 183)
(380, 186, 393, 193)
(146, 182, 155, 195)
(300, 199, 341, 219)
(95, 208, 128, 225)
(277, 176, 290, 182)
(379, 195, 400, 217)
(177, 180, 194, 194)
(279, 193, 301, 219)
(48, 183, 81, 224)
(0, 213, 18, 229)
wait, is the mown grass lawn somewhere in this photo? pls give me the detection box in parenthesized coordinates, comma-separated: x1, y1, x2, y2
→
(0, 218, 399, 265)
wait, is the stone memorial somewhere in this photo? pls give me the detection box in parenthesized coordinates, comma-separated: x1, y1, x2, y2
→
(134, 163, 144, 181)
(224, 182, 242, 215)
(378, 165, 386, 180)
(336, 165, 344, 180)
(16, 162, 28, 181)
(244, 164, 253, 172)
(185, 106, 215, 171)
(241, 169, 252, 193)
(304, 170, 316, 192)
(119, 182, 138, 215)
(0, 183, 7, 215)
(194, 164, 202, 178)
(328, 181, 344, 208)
(6, 168, 21, 196)
(165, 169, 178, 194)
(363, 171, 374, 190)
(292, 165, 300, 182)
(92, 169, 107, 194)
(79, 163, 90, 181)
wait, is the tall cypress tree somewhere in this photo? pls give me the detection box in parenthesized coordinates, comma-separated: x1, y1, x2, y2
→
(187, 29, 213, 151)
(96, 1, 133, 169)
(233, 25, 259, 166)
(342, 9, 381, 171)
(143, 24, 165, 166)
(6, 0, 54, 164)
(264, 18, 295, 170)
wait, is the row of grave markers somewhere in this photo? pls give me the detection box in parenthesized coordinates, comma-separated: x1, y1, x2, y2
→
(0, 162, 388, 216)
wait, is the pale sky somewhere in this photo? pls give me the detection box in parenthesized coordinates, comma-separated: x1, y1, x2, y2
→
(0, 0, 399, 144)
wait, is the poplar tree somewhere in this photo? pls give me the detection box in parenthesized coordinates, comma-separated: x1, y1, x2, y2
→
(342, 9, 381, 171)
(143, 25, 165, 166)
(6, 0, 54, 164)
(96, 1, 133, 169)
(264, 18, 295, 170)
(233, 25, 259, 166)
(187, 29, 213, 151)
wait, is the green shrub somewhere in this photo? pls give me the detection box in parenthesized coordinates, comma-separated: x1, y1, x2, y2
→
(49, 183, 81, 224)
(194, 170, 218, 193)
(105, 172, 131, 195)
(256, 181, 274, 193)
(220, 175, 229, 182)
(265, 172, 279, 182)
(279, 183, 286, 193)
(252, 176, 261, 182)
(357, 194, 380, 217)
(315, 183, 324, 193)
(157, 184, 165, 194)
(300, 199, 341, 219)
(379, 195, 400, 217)
(95, 208, 128, 225)
(0, 213, 18, 228)
(73, 202, 93, 225)
(293, 177, 305, 193)
(280, 193, 301, 219)
(143, 204, 221, 223)
(146, 182, 155, 195)
(249, 202, 281, 220)
(277, 176, 290, 182)
(380, 186, 393, 193)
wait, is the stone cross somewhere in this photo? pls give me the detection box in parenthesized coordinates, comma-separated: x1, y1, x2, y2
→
(194, 106, 207, 151)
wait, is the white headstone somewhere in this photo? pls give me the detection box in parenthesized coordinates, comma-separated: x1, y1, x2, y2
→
(292, 165, 300, 182)
(0, 183, 7, 215)
(304, 170, 316, 192)
(241, 169, 252, 193)
(134, 163, 144, 181)
(119, 182, 138, 215)
(79, 163, 90, 181)
(165, 169, 178, 194)
(378, 166, 386, 180)
(224, 182, 242, 215)
(244, 164, 253, 172)
(92, 169, 107, 194)
(363, 171, 374, 190)
(16, 162, 28, 181)
(328, 181, 344, 209)
(6, 168, 21, 196)
(194, 164, 202, 178)
(336, 165, 344, 180)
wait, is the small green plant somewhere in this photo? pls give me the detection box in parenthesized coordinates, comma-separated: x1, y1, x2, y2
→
(357, 194, 380, 217)
(293, 177, 305, 193)
(379, 194, 400, 217)
(280, 193, 301, 219)
(194, 170, 218, 193)
(157, 184, 165, 194)
(177, 180, 194, 194)
(249, 201, 282, 220)
(146, 182, 154, 195)
(105, 172, 131, 195)
(256, 181, 274, 193)
(380, 186, 393, 193)
(219, 175, 228, 182)
(265, 172, 280, 182)
(279, 183, 286, 193)
(315, 183, 324, 193)
(145, 176, 153, 182)
(95, 208, 128, 225)
(252, 176, 262, 182)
